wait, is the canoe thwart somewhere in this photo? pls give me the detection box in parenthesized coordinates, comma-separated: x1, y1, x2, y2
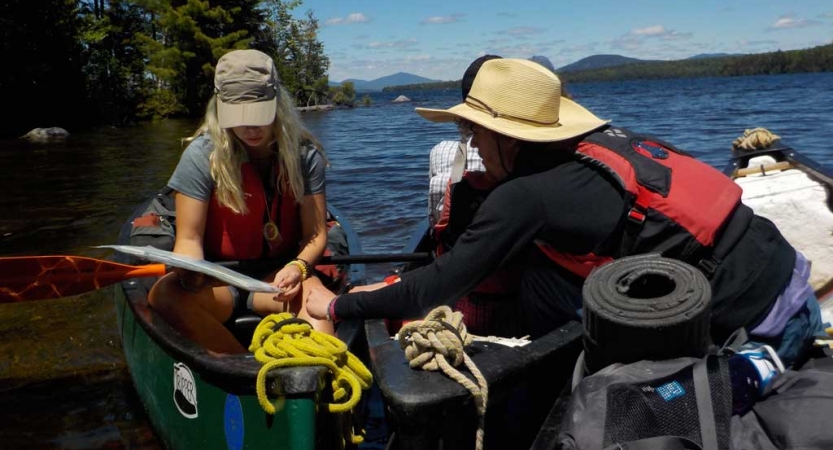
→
(735, 161, 793, 178)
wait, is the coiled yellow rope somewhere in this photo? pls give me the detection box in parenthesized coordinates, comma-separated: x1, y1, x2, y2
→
(398, 306, 489, 450)
(732, 127, 781, 151)
(249, 313, 373, 443)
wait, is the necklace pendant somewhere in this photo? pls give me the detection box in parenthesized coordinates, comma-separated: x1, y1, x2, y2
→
(263, 221, 283, 249)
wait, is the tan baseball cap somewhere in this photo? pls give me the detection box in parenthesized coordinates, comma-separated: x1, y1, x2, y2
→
(214, 49, 279, 129)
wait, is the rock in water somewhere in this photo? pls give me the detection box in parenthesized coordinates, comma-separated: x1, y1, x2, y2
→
(21, 127, 70, 141)
(392, 95, 411, 103)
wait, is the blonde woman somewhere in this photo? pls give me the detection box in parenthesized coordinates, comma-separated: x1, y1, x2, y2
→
(149, 49, 332, 354)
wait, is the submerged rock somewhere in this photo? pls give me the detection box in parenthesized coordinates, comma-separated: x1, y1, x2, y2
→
(392, 95, 411, 103)
(20, 127, 69, 141)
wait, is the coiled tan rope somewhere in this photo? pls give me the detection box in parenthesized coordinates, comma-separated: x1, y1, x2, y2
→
(732, 127, 781, 151)
(398, 306, 489, 450)
(249, 313, 373, 444)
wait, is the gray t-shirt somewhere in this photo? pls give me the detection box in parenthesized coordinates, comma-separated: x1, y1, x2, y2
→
(168, 135, 325, 202)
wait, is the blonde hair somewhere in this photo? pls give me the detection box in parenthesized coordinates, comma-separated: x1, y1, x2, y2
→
(186, 88, 325, 214)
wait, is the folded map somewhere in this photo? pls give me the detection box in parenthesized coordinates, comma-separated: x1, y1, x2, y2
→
(98, 245, 281, 293)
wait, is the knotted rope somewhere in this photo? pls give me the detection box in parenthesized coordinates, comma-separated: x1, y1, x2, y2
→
(249, 313, 373, 444)
(398, 306, 489, 450)
(732, 127, 781, 151)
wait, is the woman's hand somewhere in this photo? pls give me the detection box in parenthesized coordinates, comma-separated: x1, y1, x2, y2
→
(271, 264, 303, 302)
(306, 284, 337, 320)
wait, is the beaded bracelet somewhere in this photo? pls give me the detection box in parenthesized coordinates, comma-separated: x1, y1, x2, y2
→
(285, 259, 309, 280)
(296, 258, 313, 276)
(326, 296, 339, 322)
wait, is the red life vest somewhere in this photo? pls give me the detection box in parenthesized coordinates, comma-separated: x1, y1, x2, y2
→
(537, 126, 743, 278)
(204, 162, 301, 261)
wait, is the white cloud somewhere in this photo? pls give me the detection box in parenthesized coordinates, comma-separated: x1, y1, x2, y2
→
(404, 55, 432, 62)
(628, 25, 691, 40)
(325, 13, 370, 25)
(611, 24, 692, 52)
(631, 25, 667, 36)
(504, 27, 545, 36)
(365, 38, 419, 49)
(769, 16, 820, 29)
(421, 14, 465, 25)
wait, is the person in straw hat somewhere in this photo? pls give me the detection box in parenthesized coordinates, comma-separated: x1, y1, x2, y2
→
(308, 58, 825, 366)
(149, 49, 335, 353)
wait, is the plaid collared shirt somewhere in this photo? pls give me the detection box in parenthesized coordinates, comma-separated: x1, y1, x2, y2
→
(428, 138, 485, 225)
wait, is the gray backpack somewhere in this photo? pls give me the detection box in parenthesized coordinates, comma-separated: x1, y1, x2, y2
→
(556, 351, 833, 450)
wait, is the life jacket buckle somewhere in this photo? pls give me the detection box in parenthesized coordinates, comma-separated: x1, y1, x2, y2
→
(627, 207, 646, 224)
(697, 257, 718, 278)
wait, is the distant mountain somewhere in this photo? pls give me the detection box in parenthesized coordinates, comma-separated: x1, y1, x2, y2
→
(556, 54, 650, 73)
(687, 53, 743, 60)
(330, 72, 440, 92)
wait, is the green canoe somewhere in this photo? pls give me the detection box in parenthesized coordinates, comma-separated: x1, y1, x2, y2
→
(113, 196, 368, 450)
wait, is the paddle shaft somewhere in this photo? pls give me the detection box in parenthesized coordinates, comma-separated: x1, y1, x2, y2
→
(321, 252, 431, 264)
(217, 252, 431, 271)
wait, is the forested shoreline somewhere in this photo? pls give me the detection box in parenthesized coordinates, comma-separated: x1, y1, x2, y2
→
(2, 0, 353, 137)
(382, 43, 833, 93)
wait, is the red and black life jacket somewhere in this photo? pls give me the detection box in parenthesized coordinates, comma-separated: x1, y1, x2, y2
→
(433, 126, 746, 332)
(204, 162, 301, 261)
(537, 126, 744, 278)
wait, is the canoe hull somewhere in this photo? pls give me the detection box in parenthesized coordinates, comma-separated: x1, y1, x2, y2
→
(113, 201, 367, 450)
(115, 285, 330, 450)
(724, 142, 833, 298)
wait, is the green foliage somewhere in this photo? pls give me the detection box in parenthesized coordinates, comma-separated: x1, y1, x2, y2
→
(330, 81, 356, 107)
(362, 95, 372, 106)
(262, 2, 330, 105)
(137, 87, 187, 121)
(1, 0, 88, 135)
(135, 0, 258, 117)
(0, 0, 330, 134)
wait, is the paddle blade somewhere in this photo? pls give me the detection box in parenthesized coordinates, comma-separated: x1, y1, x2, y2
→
(0, 256, 167, 303)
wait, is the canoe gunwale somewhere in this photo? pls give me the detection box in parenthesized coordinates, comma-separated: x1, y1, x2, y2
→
(724, 141, 833, 186)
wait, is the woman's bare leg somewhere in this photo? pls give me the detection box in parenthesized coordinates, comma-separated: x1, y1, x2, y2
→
(250, 276, 335, 335)
(148, 272, 246, 354)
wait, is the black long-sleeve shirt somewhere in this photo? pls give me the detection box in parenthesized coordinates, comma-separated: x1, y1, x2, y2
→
(335, 152, 794, 342)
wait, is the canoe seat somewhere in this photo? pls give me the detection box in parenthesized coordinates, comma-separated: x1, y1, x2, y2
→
(230, 315, 263, 346)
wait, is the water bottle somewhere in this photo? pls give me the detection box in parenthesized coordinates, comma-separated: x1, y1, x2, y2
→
(728, 347, 781, 415)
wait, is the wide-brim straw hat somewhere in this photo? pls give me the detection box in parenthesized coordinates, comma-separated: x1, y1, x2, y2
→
(214, 49, 279, 129)
(416, 59, 609, 142)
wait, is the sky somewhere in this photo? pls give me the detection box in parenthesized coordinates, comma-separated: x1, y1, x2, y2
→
(292, 0, 833, 82)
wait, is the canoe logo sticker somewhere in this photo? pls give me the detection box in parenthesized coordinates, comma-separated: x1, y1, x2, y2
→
(173, 362, 198, 418)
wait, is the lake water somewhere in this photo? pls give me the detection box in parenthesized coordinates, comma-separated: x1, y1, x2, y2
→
(0, 73, 832, 448)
